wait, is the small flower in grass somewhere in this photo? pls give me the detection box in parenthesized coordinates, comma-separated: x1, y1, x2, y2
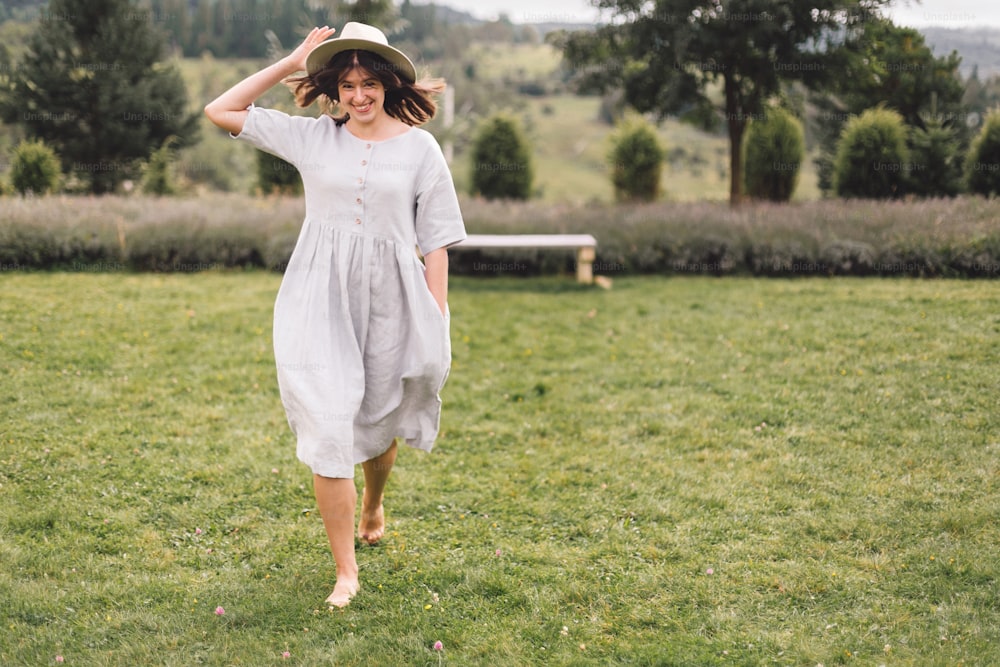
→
(706, 567, 714, 575)
(495, 548, 502, 557)
(433, 641, 443, 651)
(282, 651, 290, 659)
(215, 606, 225, 616)
(55, 656, 64, 663)
(195, 528, 202, 535)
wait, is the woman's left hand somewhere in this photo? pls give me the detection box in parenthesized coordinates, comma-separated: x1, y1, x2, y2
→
(423, 249, 450, 316)
(285, 26, 338, 73)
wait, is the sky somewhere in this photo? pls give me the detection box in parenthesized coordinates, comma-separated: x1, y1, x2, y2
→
(430, 0, 1000, 28)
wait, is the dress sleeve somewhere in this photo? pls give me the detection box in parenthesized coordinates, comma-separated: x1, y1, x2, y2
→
(414, 135, 467, 256)
(232, 105, 315, 167)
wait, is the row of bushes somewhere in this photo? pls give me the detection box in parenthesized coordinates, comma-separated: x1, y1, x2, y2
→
(455, 196, 1000, 278)
(1, 194, 998, 278)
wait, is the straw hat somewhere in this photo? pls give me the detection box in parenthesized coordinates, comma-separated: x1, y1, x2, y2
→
(305, 22, 416, 83)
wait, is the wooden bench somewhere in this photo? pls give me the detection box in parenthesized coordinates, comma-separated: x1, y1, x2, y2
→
(452, 234, 598, 284)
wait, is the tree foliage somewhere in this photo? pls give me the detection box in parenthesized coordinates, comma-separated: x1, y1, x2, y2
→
(965, 110, 1000, 197)
(141, 137, 178, 196)
(833, 107, 909, 199)
(10, 138, 61, 195)
(256, 151, 303, 196)
(554, 0, 892, 206)
(469, 115, 533, 200)
(827, 20, 965, 128)
(908, 117, 963, 198)
(1, 0, 199, 193)
(608, 116, 664, 202)
(117, 0, 394, 59)
(743, 106, 804, 202)
(810, 19, 966, 194)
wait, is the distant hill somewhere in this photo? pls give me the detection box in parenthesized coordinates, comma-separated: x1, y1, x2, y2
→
(422, 3, 1000, 81)
(416, 2, 482, 25)
(919, 26, 1000, 78)
(416, 2, 591, 35)
(451, 3, 1000, 81)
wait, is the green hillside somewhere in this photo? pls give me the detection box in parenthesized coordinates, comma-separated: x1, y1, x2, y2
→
(922, 26, 1000, 78)
(180, 43, 820, 203)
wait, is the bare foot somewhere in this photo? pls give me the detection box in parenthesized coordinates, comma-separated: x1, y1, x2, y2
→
(357, 489, 385, 545)
(325, 578, 359, 609)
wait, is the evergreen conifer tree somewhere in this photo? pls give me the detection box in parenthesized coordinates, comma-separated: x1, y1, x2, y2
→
(966, 110, 1000, 197)
(1, 0, 199, 193)
(743, 106, 805, 202)
(470, 115, 533, 200)
(833, 107, 909, 199)
(607, 117, 664, 202)
(10, 139, 61, 195)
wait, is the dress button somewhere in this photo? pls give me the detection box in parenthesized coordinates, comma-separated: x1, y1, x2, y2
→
(354, 218, 361, 224)
(361, 160, 367, 166)
(366, 143, 372, 149)
(356, 198, 362, 204)
(357, 178, 363, 184)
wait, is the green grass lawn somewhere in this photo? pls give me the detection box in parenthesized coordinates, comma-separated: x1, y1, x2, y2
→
(2, 272, 998, 665)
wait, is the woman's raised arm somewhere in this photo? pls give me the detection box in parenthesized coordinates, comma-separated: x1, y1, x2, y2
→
(203, 26, 336, 135)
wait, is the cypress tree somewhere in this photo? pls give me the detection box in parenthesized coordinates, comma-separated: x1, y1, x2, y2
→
(470, 115, 533, 200)
(743, 107, 805, 203)
(256, 151, 303, 196)
(833, 107, 909, 199)
(966, 110, 1000, 197)
(10, 139, 62, 195)
(607, 117, 665, 202)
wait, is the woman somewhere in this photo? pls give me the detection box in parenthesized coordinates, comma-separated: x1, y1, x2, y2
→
(204, 23, 466, 609)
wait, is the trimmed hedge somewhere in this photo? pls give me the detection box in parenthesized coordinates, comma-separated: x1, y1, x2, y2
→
(10, 140, 61, 195)
(469, 115, 534, 200)
(450, 196, 1000, 279)
(0, 194, 998, 278)
(0, 195, 294, 272)
(607, 117, 665, 202)
(834, 107, 909, 199)
(743, 107, 805, 203)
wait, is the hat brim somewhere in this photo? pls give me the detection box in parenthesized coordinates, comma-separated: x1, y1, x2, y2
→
(305, 38, 416, 83)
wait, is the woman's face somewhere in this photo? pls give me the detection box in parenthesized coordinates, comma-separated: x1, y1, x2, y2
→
(337, 67, 385, 124)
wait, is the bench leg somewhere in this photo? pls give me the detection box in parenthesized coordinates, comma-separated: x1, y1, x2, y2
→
(576, 247, 595, 284)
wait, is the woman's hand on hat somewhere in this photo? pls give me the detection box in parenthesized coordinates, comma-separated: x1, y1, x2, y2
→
(287, 26, 337, 73)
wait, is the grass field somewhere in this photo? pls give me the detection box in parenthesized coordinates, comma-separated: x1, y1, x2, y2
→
(1, 272, 998, 665)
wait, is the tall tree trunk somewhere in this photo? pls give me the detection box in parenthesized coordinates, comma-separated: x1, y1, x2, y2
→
(724, 74, 746, 207)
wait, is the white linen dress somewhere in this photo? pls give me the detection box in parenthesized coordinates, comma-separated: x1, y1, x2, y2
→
(235, 106, 467, 478)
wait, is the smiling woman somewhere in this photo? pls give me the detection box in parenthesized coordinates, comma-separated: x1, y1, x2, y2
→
(202, 22, 467, 611)
(285, 47, 444, 133)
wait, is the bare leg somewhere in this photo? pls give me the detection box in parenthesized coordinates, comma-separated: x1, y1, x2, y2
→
(358, 440, 397, 545)
(313, 474, 360, 607)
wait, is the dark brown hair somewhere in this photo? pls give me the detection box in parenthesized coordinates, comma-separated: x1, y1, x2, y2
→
(287, 50, 445, 126)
